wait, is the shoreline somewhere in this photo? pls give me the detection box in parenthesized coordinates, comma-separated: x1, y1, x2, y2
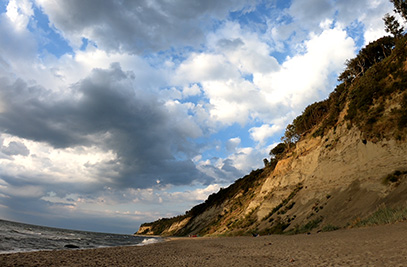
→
(0, 236, 163, 255)
(1, 222, 407, 266)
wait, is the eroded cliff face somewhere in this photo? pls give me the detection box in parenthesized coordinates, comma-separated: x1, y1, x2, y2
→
(251, 122, 407, 233)
(137, 121, 407, 236)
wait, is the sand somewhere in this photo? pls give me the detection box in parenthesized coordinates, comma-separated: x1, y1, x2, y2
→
(1, 222, 407, 266)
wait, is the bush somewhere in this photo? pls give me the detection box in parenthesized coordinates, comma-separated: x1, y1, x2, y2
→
(382, 170, 407, 184)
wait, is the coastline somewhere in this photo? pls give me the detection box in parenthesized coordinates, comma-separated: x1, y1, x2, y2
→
(0, 236, 163, 255)
(1, 222, 407, 266)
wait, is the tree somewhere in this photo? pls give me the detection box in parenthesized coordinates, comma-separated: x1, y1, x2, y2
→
(290, 100, 329, 136)
(338, 36, 395, 83)
(281, 124, 300, 144)
(390, 0, 407, 22)
(263, 158, 269, 167)
(269, 143, 286, 160)
(383, 13, 404, 38)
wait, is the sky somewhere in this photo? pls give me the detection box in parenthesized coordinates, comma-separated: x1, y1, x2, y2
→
(0, 0, 396, 234)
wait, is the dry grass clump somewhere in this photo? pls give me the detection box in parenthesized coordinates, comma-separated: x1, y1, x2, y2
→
(355, 204, 407, 227)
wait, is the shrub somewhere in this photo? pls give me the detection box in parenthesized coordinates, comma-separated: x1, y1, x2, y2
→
(382, 170, 407, 184)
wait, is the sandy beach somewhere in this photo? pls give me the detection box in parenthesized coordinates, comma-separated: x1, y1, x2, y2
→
(1, 222, 407, 266)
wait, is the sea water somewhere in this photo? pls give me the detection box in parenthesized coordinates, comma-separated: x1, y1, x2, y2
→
(0, 219, 161, 254)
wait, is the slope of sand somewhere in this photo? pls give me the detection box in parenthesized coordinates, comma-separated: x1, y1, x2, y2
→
(254, 124, 407, 224)
(2, 222, 407, 266)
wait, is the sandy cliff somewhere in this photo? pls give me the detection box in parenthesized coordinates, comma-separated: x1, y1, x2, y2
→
(137, 36, 407, 236)
(137, 121, 407, 236)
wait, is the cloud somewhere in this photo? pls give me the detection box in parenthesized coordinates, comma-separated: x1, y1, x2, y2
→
(249, 124, 283, 145)
(173, 22, 281, 126)
(217, 37, 245, 50)
(0, 135, 117, 188)
(6, 0, 34, 30)
(182, 84, 202, 98)
(196, 157, 244, 184)
(163, 184, 221, 203)
(255, 27, 356, 112)
(209, 21, 280, 75)
(176, 53, 240, 83)
(0, 192, 159, 233)
(35, 0, 257, 53)
(175, 26, 356, 132)
(3, 184, 43, 198)
(226, 137, 241, 152)
(267, 0, 392, 52)
(195, 143, 270, 185)
(0, 63, 210, 189)
(0, 4, 37, 67)
(335, 0, 392, 45)
(288, 0, 335, 31)
(174, 54, 262, 126)
(0, 140, 30, 156)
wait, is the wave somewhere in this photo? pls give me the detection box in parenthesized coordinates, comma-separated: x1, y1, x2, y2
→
(138, 238, 162, 246)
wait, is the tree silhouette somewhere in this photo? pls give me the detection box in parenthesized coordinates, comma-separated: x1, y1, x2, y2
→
(383, 13, 404, 37)
(269, 143, 286, 160)
(338, 36, 395, 83)
(281, 124, 300, 144)
(390, 0, 407, 22)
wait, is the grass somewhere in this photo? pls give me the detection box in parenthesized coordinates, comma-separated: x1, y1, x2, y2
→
(355, 205, 407, 227)
(259, 221, 291, 235)
(287, 217, 323, 235)
(321, 224, 340, 232)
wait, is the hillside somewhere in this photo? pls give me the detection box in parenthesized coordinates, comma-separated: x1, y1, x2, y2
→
(136, 35, 407, 237)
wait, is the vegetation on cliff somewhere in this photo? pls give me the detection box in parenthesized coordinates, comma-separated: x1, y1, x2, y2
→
(138, 168, 270, 236)
(278, 1, 407, 152)
(276, 34, 407, 160)
(282, 36, 407, 147)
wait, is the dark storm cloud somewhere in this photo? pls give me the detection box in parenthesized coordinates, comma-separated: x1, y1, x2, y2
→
(0, 63, 211, 188)
(0, 78, 89, 148)
(38, 0, 256, 53)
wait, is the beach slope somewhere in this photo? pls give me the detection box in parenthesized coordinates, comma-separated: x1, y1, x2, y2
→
(2, 222, 407, 266)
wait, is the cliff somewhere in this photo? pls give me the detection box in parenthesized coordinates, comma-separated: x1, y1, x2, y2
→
(136, 36, 407, 236)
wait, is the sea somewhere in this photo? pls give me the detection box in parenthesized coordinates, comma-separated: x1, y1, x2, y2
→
(0, 219, 161, 254)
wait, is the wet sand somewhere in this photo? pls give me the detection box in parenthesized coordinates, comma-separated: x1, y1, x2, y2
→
(1, 222, 407, 266)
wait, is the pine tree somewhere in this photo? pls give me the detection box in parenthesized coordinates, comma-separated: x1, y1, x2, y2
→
(383, 13, 404, 37)
(390, 0, 407, 22)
